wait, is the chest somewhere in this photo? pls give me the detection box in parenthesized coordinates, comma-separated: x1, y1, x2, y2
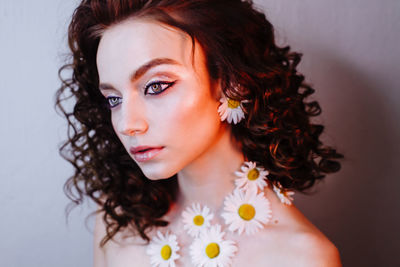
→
(104, 234, 295, 267)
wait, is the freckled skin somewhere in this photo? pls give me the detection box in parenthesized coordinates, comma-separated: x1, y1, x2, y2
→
(96, 18, 223, 181)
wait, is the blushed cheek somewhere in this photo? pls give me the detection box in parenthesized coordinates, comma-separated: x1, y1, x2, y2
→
(162, 91, 220, 146)
(158, 96, 198, 140)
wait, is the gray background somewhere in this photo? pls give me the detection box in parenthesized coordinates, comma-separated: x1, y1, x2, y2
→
(0, 0, 399, 266)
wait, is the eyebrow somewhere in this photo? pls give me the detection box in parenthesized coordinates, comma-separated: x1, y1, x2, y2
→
(99, 57, 182, 91)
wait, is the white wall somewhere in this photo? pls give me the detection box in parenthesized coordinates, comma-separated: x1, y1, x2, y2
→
(254, 0, 400, 266)
(0, 1, 93, 266)
(0, 0, 398, 266)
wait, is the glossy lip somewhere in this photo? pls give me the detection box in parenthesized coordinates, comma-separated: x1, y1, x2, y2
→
(129, 146, 164, 163)
(130, 145, 162, 154)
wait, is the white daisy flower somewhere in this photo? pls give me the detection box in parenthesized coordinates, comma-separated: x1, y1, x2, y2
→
(146, 231, 180, 267)
(272, 182, 295, 206)
(221, 188, 272, 235)
(189, 224, 237, 267)
(217, 95, 245, 124)
(182, 203, 214, 237)
(234, 161, 269, 192)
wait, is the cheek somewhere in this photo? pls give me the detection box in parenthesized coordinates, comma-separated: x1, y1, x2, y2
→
(160, 89, 221, 146)
(110, 112, 130, 149)
(111, 113, 120, 137)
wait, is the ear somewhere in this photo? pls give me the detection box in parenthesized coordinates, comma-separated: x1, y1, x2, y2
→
(212, 77, 224, 100)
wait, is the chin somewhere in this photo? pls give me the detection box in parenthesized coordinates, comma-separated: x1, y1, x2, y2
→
(140, 164, 178, 181)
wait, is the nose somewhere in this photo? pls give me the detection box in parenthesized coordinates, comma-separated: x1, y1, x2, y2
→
(120, 113, 148, 137)
(121, 128, 145, 136)
(116, 94, 148, 137)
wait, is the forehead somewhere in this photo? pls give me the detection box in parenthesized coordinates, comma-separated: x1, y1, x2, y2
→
(96, 18, 197, 81)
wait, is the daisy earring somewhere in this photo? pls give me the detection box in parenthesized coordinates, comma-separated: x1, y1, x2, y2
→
(217, 88, 248, 124)
(146, 231, 180, 267)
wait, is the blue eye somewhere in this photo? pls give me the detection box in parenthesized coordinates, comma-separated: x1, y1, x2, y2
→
(104, 80, 176, 109)
(145, 80, 176, 95)
(105, 96, 121, 109)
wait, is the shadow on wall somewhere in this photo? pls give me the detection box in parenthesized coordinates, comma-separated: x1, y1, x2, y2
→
(295, 50, 400, 266)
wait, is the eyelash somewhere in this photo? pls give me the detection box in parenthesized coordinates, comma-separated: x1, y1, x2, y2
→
(104, 80, 176, 109)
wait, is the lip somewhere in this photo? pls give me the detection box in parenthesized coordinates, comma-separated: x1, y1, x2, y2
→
(130, 146, 161, 154)
(129, 146, 164, 162)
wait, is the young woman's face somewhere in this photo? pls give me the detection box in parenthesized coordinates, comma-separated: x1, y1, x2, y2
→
(96, 18, 224, 180)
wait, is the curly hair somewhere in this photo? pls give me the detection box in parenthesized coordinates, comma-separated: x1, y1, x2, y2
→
(55, 0, 343, 247)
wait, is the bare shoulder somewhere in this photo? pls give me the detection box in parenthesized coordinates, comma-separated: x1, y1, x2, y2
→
(93, 207, 151, 267)
(262, 188, 342, 266)
(287, 229, 342, 267)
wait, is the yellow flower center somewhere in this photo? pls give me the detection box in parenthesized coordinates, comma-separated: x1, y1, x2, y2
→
(227, 98, 240, 109)
(193, 215, 205, 226)
(247, 168, 260, 180)
(238, 204, 256, 221)
(160, 245, 172, 260)
(205, 242, 220, 259)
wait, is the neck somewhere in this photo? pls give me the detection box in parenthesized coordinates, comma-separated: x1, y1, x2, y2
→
(176, 126, 245, 211)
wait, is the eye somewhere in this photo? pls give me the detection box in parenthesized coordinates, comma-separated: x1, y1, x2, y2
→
(105, 96, 121, 109)
(145, 80, 176, 95)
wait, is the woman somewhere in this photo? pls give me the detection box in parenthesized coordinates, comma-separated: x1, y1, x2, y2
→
(56, 0, 343, 266)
